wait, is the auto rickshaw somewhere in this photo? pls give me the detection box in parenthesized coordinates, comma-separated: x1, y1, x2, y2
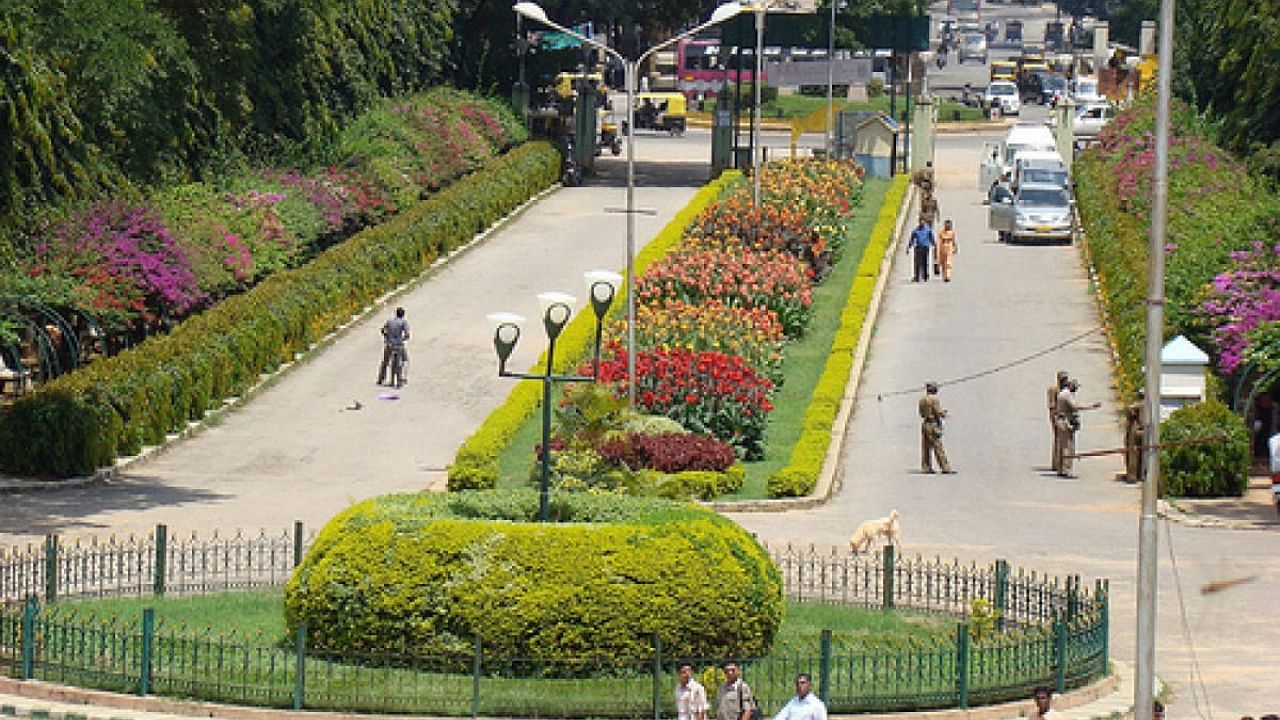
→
(632, 92, 687, 136)
(597, 110, 622, 156)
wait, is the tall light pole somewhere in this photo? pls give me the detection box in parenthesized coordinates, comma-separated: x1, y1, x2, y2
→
(1135, 1, 1174, 717)
(513, 2, 744, 406)
(825, 0, 837, 156)
(752, 2, 766, 205)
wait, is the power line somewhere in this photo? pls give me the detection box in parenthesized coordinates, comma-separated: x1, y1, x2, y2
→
(876, 325, 1103, 401)
(1163, 517, 1215, 720)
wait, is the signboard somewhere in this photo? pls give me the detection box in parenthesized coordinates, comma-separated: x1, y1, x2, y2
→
(766, 58, 873, 86)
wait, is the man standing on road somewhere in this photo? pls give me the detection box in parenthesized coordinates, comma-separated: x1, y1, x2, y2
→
(907, 218, 935, 282)
(1055, 379, 1100, 478)
(919, 381, 954, 474)
(675, 662, 708, 720)
(1048, 371, 1069, 472)
(715, 661, 755, 720)
(377, 306, 410, 386)
(774, 673, 826, 720)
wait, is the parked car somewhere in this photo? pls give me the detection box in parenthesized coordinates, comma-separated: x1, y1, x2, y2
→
(1034, 72, 1068, 106)
(1005, 20, 1023, 42)
(1071, 101, 1115, 137)
(989, 182, 1074, 244)
(983, 81, 1020, 116)
(1069, 76, 1104, 104)
(1012, 150, 1069, 192)
(959, 33, 988, 63)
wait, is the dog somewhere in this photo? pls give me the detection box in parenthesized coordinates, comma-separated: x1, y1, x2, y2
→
(849, 510, 901, 554)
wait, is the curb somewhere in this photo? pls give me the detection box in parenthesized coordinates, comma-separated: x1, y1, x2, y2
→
(707, 181, 917, 513)
(1158, 497, 1280, 531)
(0, 183, 563, 494)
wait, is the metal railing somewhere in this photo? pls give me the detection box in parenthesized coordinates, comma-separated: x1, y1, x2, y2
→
(1, 526, 1108, 716)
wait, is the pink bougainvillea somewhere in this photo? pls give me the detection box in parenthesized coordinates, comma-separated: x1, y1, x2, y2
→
(1197, 241, 1280, 373)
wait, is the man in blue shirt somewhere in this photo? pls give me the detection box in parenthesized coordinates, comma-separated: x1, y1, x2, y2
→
(774, 674, 826, 720)
(906, 217, 936, 282)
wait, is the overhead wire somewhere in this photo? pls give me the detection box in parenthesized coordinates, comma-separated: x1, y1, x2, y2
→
(1163, 516, 1215, 720)
(876, 325, 1104, 402)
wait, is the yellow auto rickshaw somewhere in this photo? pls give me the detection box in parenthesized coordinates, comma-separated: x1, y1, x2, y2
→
(554, 72, 607, 102)
(632, 92, 687, 136)
(990, 60, 1017, 83)
(597, 109, 622, 156)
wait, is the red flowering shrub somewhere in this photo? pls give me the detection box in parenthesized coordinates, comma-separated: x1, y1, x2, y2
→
(598, 432, 736, 473)
(594, 344, 774, 459)
(637, 246, 812, 338)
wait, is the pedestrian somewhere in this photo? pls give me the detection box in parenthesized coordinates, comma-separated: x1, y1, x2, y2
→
(774, 673, 826, 720)
(1048, 371, 1069, 472)
(919, 191, 940, 227)
(936, 219, 958, 282)
(1028, 686, 1058, 720)
(919, 381, 954, 474)
(377, 306, 410, 386)
(675, 662, 708, 720)
(912, 161, 935, 195)
(1055, 378, 1101, 478)
(907, 217, 935, 282)
(715, 661, 757, 720)
(1124, 389, 1146, 483)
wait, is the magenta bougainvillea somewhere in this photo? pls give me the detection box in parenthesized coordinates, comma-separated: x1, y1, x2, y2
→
(1197, 241, 1280, 373)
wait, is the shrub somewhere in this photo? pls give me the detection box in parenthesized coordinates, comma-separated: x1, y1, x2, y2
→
(598, 432, 736, 473)
(1159, 399, 1250, 498)
(613, 299, 786, 384)
(657, 465, 745, 499)
(284, 489, 784, 669)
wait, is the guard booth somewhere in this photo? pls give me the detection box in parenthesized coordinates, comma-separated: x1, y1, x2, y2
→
(842, 111, 900, 178)
(1159, 335, 1209, 420)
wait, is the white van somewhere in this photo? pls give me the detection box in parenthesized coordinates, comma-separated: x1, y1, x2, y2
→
(979, 124, 1058, 192)
(1012, 149, 1068, 192)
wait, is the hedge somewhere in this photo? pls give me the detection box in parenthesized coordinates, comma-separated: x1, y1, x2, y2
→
(766, 174, 909, 497)
(283, 488, 784, 667)
(0, 143, 560, 478)
(446, 171, 743, 491)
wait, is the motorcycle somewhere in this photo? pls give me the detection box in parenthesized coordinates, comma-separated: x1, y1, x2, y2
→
(936, 51, 947, 70)
(560, 138, 583, 187)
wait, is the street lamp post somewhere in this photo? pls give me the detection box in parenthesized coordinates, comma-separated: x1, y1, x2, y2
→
(512, 2, 744, 406)
(752, 2, 765, 205)
(488, 270, 621, 522)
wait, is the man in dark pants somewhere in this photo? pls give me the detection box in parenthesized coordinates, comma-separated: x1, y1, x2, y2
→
(906, 217, 935, 282)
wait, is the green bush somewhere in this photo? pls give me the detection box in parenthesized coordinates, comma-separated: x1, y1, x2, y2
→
(0, 143, 560, 478)
(284, 489, 784, 669)
(1159, 399, 1250, 498)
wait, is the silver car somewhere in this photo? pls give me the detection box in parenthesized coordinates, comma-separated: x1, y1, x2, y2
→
(988, 182, 1074, 244)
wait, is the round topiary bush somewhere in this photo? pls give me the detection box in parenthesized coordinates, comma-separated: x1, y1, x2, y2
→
(1159, 399, 1250, 497)
(284, 489, 783, 670)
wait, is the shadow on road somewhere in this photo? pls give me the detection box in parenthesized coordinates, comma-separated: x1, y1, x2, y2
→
(0, 478, 228, 540)
(590, 159, 714, 189)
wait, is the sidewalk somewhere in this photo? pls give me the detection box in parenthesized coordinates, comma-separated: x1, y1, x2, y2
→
(0, 663, 1147, 720)
(1162, 476, 1279, 530)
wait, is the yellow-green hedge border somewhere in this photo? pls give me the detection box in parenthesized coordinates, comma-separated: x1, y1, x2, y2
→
(446, 171, 743, 490)
(766, 174, 909, 497)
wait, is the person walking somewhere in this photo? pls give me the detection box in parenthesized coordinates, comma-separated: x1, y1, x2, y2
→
(377, 306, 410, 386)
(919, 191, 940, 228)
(675, 662, 708, 720)
(1124, 389, 1145, 482)
(1048, 371, 1069, 472)
(936, 219, 957, 282)
(1027, 686, 1058, 720)
(919, 381, 954, 474)
(907, 218, 935, 283)
(1055, 378, 1100, 478)
(774, 673, 826, 720)
(715, 661, 757, 720)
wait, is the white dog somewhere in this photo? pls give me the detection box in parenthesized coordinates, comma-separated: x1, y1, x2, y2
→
(849, 510, 901, 553)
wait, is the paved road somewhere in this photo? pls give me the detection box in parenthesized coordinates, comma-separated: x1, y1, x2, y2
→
(727, 131, 1280, 718)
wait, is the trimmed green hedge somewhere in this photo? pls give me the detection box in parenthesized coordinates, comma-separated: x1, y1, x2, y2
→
(284, 489, 784, 667)
(446, 172, 743, 491)
(0, 143, 560, 478)
(1159, 399, 1250, 497)
(767, 175, 909, 497)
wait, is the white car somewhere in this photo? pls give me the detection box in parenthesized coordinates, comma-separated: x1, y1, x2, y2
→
(989, 182, 1074, 244)
(1069, 76, 1105, 105)
(983, 81, 1020, 116)
(958, 33, 988, 63)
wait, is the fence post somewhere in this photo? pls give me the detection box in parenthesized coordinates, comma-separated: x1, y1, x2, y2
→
(1097, 580, 1109, 677)
(881, 544, 895, 611)
(43, 535, 57, 603)
(993, 559, 1009, 631)
(1066, 575, 1079, 622)
(20, 597, 37, 680)
(153, 525, 168, 597)
(139, 608, 155, 696)
(1053, 614, 1067, 693)
(651, 633, 662, 720)
(471, 635, 482, 719)
(955, 622, 969, 708)
(818, 629, 832, 701)
(293, 521, 304, 568)
(293, 622, 307, 710)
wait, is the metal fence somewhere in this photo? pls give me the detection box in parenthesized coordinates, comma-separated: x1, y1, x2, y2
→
(0, 526, 1108, 717)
